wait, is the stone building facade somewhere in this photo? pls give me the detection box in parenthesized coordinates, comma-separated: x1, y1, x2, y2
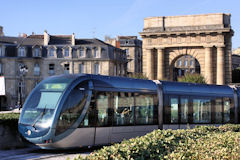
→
(139, 13, 234, 85)
(105, 36, 142, 75)
(0, 31, 127, 110)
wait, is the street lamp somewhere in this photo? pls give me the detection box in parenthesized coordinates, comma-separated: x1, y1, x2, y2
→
(18, 64, 28, 109)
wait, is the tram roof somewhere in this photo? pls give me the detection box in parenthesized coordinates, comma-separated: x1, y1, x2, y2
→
(69, 74, 158, 93)
(160, 81, 234, 97)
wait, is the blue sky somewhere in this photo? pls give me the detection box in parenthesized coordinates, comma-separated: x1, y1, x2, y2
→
(1, 0, 240, 48)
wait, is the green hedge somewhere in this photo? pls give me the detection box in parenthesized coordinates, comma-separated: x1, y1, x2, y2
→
(75, 124, 240, 160)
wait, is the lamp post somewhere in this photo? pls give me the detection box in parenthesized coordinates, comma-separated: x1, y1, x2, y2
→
(18, 64, 28, 109)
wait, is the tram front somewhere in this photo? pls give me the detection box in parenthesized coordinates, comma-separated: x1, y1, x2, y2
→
(18, 75, 78, 146)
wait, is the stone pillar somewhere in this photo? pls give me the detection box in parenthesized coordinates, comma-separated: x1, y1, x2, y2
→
(157, 48, 165, 80)
(204, 46, 213, 84)
(217, 46, 225, 85)
(146, 49, 154, 79)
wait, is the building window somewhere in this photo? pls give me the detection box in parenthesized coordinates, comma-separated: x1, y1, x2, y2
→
(125, 49, 129, 56)
(64, 64, 70, 74)
(94, 63, 99, 74)
(49, 48, 55, 57)
(184, 60, 188, 67)
(34, 63, 40, 76)
(86, 48, 91, 57)
(33, 48, 41, 57)
(94, 48, 100, 58)
(64, 48, 69, 57)
(177, 60, 182, 66)
(18, 47, 25, 57)
(0, 47, 4, 56)
(79, 63, 84, 73)
(79, 48, 84, 57)
(190, 60, 193, 66)
(178, 69, 182, 76)
(49, 64, 55, 75)
(0, 63, 3, 75)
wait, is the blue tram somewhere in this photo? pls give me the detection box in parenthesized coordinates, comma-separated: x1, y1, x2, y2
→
(18, 74, 239, 149)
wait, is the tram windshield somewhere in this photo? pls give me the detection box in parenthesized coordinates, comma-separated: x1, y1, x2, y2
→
(19, 76, 75, 129)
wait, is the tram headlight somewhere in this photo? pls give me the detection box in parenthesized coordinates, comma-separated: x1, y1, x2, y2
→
(27, 130, 31, 136)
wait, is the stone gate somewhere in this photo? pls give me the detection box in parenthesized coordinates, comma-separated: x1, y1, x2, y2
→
(139, 13, 234, 85)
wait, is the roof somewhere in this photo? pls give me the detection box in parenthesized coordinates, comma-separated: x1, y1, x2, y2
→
(75, 38, 113, 46)
(160, 81, 234, 97)
(0, 36, 44, 46)
(48, 35, 72, 45)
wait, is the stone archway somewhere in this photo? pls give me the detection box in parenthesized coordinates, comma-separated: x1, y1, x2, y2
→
(168, 47, 203, 81)
(140, 13, 233, 85)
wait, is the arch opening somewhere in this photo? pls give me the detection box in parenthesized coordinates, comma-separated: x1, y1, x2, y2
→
(171, 55, 200, 81)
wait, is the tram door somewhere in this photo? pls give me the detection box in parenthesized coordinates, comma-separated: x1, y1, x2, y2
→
(179, 96, 190, 129)
(94, 92, 111, 145)
(168, 95, 190, 129)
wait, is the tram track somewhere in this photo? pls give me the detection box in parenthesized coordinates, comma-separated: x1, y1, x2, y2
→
(0, 147, 93, 160)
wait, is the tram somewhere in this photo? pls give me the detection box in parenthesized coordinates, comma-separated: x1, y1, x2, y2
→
(18, 74, 240, 149)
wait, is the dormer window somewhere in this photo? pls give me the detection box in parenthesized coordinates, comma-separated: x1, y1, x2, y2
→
(33, 48, 41, 57)
(94, 48, 100, 58)
(79, 48, 84, 57)
(49, 48, 55, 57)
(18, 47, 26, 57)
(64, 48, 69, 57)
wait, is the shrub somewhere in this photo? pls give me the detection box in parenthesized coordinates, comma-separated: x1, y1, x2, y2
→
(178, 73, 206, 84)
(75, 125, 240, 160)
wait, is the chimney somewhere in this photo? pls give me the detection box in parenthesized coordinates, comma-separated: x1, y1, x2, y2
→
(0, 26, 3, 36)
(22, 33, 27, 38)
(72, 33, 75, 46)
(44, 30, 50, 46)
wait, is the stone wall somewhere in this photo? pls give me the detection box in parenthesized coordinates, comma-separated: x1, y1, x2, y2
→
(0, 124, 29, 149)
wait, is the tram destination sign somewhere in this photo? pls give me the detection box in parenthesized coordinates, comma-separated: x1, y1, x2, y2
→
(44, 83, 67, 91)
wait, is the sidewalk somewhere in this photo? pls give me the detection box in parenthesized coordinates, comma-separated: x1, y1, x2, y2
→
(0, 109, 21, 114)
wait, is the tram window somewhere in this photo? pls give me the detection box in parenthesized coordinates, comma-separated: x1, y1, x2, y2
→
(55, 82, 88, 135)
(223, 98, 231, 123)
(215, 98, 223, 123)
(180, 98, 188, 123)
(170, 97, 178, 123)
(113, 92, 134, 126)
(80, 94, 96, 127)
(96, 92, 110, 126)
(135, 93, 157, 125)
(193, 99, 211, 123)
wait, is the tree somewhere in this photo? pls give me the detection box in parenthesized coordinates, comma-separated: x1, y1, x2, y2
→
(128, 73, 148, 80)
(178, 73, 206, 84)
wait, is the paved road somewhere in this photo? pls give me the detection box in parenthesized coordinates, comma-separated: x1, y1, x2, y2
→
(0, 147, 94, 160)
